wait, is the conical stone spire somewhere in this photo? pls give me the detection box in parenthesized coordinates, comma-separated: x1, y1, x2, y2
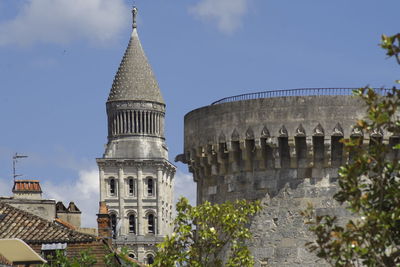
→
(108, 7, 164, 104)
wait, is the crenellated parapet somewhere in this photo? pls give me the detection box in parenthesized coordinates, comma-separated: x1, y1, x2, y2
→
(180, 95, 399, 183)
(182, 121, 399, 178)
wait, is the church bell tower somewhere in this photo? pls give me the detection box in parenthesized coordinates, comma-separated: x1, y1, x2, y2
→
(96, 7, 175, 264)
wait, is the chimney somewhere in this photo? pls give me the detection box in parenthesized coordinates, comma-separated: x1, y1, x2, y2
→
(12, 180, 43, 200)
(56, 201, 82, 229)
(97, 201, 111, 243)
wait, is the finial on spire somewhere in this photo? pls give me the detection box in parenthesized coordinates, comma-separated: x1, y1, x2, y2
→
(132, 6, 138, 29)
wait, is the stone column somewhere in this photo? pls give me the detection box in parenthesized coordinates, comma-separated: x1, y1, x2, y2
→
(137, 167, 143, 235)
(118, 166, 125, 236)
(157, 168, 163, 235)
(99, 167, 105, 201)
(170, 171, 174, 232)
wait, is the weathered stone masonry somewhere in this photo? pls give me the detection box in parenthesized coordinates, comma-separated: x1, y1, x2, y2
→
(179, 93, 399, 266)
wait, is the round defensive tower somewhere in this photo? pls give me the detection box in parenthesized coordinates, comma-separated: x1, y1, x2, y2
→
(178, 88, 397, 266)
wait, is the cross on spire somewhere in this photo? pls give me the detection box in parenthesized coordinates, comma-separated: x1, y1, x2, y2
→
(132, 6, 138, 29)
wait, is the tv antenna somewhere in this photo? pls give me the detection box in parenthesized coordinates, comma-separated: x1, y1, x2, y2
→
(13, 153, 28, 181)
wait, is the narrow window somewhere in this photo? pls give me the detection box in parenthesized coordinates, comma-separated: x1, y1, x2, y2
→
(111, 214, 117, 239)
(129, 214, 136, 234)
(148, 214, 155, 234)
(122, 111, 125, 133)
(113, 114, 117, 135)
(147, 255, 154, 265)
(110, 179, 115, 195)
(129, 111, 133, 133)
(118, 112, 122, 134)
(146, 111, 149, 133)
(147, 179, 153, 196)
(141, 111, 146, 133)
(129, 178, 134, 195)
(152, 112, 156, 134)
(138, 111, 141, 133)
(134, 111, 137, 133)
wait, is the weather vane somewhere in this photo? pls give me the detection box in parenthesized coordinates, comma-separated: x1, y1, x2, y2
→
(132, 4, 138, 29)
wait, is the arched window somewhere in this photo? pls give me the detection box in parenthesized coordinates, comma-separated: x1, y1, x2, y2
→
(110, 178, 115, 195)
(128, 253, 135, 259)
(147, 254, 154, 265)
(147, 178, 153, 196)
(129, 178, 134, 196)
(129, 214, 136, 234)
(110, 214, 117, 239)
(148, 214, 155, 234)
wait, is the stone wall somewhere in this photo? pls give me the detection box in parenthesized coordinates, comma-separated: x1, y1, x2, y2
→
(0, 198, 56, 222)
(57, 212, 81, 229)
(180, 95, 398, 266)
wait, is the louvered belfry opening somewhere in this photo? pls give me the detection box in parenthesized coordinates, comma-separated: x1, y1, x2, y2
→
(107, 107, 165, 137)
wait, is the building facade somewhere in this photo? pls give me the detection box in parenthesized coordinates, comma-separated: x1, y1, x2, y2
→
(179, 90, 397, 266)
(96, 7, 175, 265)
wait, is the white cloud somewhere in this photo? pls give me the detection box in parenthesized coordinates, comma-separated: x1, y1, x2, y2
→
(174, 170, 197, 206)
(42, 168, 197, 227)
(0, 178, 13, 197)
(0, 0, 129, 46)
(189, 0, 249, 34)
(43, 167, 99, 227)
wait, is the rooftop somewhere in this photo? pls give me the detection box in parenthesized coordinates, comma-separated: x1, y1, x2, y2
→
(211, 88, 391, 105)
(0, 202, 96, 244)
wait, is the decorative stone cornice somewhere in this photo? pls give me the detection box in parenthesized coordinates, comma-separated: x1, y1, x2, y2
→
(96, 158, 176, 174)
(107, 100, 165, 112)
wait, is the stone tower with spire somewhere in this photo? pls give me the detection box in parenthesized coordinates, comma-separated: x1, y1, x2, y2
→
(96, 7, 175, 264)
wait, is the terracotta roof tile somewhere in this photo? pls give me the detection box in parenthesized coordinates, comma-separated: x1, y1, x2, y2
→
(0, 202, 96, 244)
(12, 180, 42, 193)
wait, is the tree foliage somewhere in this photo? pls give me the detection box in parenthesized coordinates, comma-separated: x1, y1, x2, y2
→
(40, 249, 97, 267)
(153, 197, 261, 267)
(40, 247, 140, 267)
(104, 247, 140, 267)
(302, 34, 400, 267)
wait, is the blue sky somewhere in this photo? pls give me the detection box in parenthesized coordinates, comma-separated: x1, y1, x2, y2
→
(0, 0, 399, 226)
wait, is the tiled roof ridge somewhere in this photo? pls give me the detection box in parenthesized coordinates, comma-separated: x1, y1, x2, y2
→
(55, 218, 76, 230)
(0, 202, 97, 244)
